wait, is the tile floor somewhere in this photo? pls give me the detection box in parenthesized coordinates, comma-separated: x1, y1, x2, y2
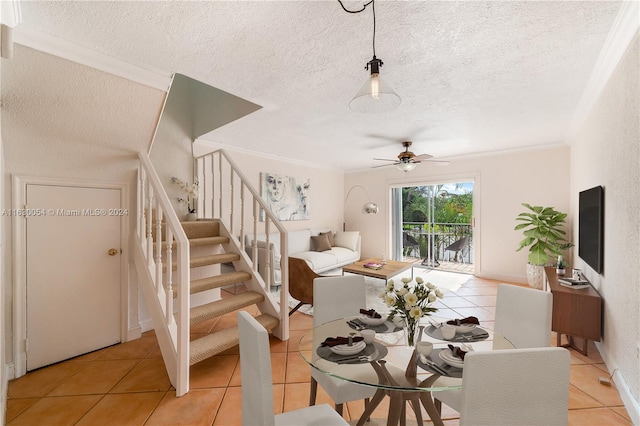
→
(6, 275, 632, 425)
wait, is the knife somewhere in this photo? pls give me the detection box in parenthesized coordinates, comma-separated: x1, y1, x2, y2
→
(346, 320, 364, 331)
(419, 354, 449, 376)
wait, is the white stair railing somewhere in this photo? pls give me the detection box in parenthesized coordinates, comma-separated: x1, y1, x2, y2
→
(195, 149, 288, 340)
(135, 151, 190, 396)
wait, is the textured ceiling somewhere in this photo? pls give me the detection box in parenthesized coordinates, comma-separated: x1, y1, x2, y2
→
(7, 1, 624, 172)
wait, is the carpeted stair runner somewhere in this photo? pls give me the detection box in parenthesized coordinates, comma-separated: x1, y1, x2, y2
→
(190, 291, 265, 325)
(189, 313, 279, 365)
(176, 220, 279, 367)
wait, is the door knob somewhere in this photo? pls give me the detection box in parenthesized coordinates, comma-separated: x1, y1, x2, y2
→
(108, 248, 119, 256)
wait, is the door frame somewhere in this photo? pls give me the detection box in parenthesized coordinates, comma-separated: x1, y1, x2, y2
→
(12, 175, 129, 377)
(387, 172, 481, 276)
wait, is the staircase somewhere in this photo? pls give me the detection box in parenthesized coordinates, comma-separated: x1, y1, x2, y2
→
(179, 219, 280, 366)
(135, 150, 288, 397)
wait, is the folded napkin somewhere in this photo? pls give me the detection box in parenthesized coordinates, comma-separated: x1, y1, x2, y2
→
(359, 308, 382, 319)
(321, 336, 364, 347)
(448, 344, 468, 360)
(446, 316, 480, 326)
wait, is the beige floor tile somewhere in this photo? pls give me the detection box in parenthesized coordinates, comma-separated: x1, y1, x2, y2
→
(96, 335, 159, 360)
(6, 275, 632, 426)
(289, 312, 314, 330)
(214, 386, 243, 425)
(440, 297, 478, 309)
(7, 395, 102, 425)
(568, 407, 632, 425)
(269, 333, 290, 353)
(285, 351, 312, 384)
(228, 352, 286, 388)
(288, 328, 308, 352)
(146, 388, 225, 426)
(466, 295, 496, 307)
(283, 382, 334, 414)
(110, 358, 172, 393)
(7, 362, 85, 398)
(76, 392, 165, 426)
(4, 398, 39, 423)
(569, 384, 605, 409)
(570, 364, 624, 406)
(48, 360, 139, 396)
(189, 354, 238, 389)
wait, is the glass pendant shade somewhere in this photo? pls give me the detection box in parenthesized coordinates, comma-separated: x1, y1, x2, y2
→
(396, 161, 417, 172)
(349, 72, 401, 113)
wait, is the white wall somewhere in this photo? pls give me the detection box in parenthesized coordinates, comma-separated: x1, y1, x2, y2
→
(222, 150, 345, 234)
(344, 146, 571, 283)
(570, 32, 639, 417)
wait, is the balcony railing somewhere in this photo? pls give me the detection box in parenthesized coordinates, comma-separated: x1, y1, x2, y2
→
(402, 222, 473, 266)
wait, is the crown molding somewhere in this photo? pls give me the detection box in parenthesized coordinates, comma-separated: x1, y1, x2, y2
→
(12, 26, 172, 92)
(567, 1, 640, 141)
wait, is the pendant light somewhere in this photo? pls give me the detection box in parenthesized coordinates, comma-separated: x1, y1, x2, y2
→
(339, 0, 401, 113)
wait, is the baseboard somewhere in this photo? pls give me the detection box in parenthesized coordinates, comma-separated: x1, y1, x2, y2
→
(139, 318, 155, 334)
(613, 369, 639, 425)
(5, 362, 15, 381)
(127, 324, 143, 342)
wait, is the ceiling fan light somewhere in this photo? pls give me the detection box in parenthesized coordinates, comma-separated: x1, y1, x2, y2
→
(396, 162, 416, 172)
(349, 73, 401, 113)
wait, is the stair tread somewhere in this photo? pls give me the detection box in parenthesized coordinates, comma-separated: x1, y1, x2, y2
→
(190, 291, 265, 325)
(190, 271, 251, 294)
(166, 253, 240, 272)
(189, 314, 280, 365)
(190, 236, 229, 247)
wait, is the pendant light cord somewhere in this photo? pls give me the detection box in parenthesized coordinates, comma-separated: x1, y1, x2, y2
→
(337, 0, 376, 56)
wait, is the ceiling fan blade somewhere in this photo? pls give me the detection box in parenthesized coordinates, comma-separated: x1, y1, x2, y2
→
(373, 158, 398, 162)
(416, 159, 450, 166)
(413, 153, 433, 161)
(371, 163, 398, 169)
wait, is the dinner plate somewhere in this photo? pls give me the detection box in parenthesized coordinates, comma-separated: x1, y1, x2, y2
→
(439, 349, 465, 368)
(453, 324, 477, 334)
(359, 314, 387, 326)
(329, 341, 366, 355)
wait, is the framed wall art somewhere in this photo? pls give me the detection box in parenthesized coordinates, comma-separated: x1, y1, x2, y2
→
(260, 172, 309, 221)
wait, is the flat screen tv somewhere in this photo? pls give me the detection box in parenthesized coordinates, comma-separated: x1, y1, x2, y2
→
(578, 185, 604, 273)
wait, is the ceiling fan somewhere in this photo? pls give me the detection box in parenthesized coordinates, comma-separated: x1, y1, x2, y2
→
(373, 141, 450, 172)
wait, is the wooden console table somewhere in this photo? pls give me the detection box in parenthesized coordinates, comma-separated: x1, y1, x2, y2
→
(544, 267, 602, 355)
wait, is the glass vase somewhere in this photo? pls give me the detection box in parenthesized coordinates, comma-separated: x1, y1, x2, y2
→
(403, 318, 419, 347)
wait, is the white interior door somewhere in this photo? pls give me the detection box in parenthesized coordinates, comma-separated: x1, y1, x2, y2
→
(26, 184, 122, 370)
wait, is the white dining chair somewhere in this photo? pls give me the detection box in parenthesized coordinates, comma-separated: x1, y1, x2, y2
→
(494, 283, 553, 348)
(309, 275, 378, 415)
(237, 311, 348, 426)
(434, 347, 570, 425)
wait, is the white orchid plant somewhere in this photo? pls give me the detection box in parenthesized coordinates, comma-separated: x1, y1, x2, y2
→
(172, 177, 199, 214)
(382, 276, 444, 346)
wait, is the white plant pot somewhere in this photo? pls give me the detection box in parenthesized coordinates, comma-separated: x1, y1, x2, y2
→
(526, 263, 545, 289)
(185, 213, 198, 221)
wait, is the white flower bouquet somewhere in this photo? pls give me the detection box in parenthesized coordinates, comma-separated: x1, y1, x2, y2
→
(172, 177, 199, 214)
(382, 276, 444, 346)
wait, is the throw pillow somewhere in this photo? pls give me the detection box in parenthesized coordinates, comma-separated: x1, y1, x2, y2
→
(334, 231, 359, 252)
(320, 231, 335, 246)
(311, 234, 332, 252)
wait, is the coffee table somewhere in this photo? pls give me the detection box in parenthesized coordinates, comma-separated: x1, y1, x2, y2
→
(342, 258, 414, 283)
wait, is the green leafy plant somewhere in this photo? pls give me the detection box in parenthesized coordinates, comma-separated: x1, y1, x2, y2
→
(515, 203, 574, 265)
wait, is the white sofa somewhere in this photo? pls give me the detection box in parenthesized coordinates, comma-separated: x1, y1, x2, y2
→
(245, 228, 361, 286)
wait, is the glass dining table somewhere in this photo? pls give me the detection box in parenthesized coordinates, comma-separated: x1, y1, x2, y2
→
(298, 316, 515, 426)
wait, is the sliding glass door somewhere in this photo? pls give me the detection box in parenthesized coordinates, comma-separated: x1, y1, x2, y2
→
(392, 181, 474, 273)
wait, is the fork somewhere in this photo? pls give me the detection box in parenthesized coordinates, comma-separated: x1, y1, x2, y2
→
(337, 349, 379, 364)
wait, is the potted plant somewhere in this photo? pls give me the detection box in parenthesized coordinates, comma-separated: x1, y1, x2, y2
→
(515, 203, 573, 288)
